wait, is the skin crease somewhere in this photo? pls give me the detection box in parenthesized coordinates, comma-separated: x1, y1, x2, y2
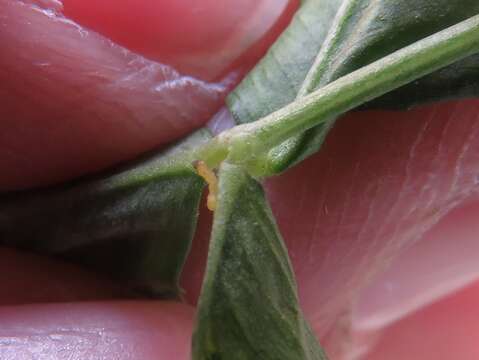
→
(2, 1, 479, 359)
(61, 0, 299, 81)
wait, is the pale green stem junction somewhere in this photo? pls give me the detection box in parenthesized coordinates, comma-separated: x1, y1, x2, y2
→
(197, 14, 479, 177)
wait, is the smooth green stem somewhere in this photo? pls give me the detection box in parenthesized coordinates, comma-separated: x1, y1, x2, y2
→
(200, 14, 479, 173)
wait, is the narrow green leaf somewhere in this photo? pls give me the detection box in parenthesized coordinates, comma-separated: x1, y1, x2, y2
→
(228, 0, 479, 173)
(0, 130, 210, 297)
(192, 163, 327, 360)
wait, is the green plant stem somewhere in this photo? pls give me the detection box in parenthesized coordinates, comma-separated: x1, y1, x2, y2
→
(199, 14, 479, 175)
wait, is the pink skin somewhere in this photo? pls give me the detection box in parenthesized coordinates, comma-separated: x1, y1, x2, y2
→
(361, 280, 479, 360)
(351, 202, 479, 359)
(264, 102, 479, 358)
(0, 301, 196, 360)
(0, 0, 295, 191)
(2, 0, 479, 358)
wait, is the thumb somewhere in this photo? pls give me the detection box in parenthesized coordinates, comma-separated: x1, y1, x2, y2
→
(0, 0, 294, 191)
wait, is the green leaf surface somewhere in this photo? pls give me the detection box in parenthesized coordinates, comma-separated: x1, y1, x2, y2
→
(0, 130, 211, 297)
(227, 0, 343, 125)
(307, 0, 479, 108)
(227, 0, 479, 173)
(192, 163, 327, 360)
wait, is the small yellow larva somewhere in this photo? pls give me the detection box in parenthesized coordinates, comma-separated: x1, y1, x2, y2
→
(193, 160, 218, 211)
